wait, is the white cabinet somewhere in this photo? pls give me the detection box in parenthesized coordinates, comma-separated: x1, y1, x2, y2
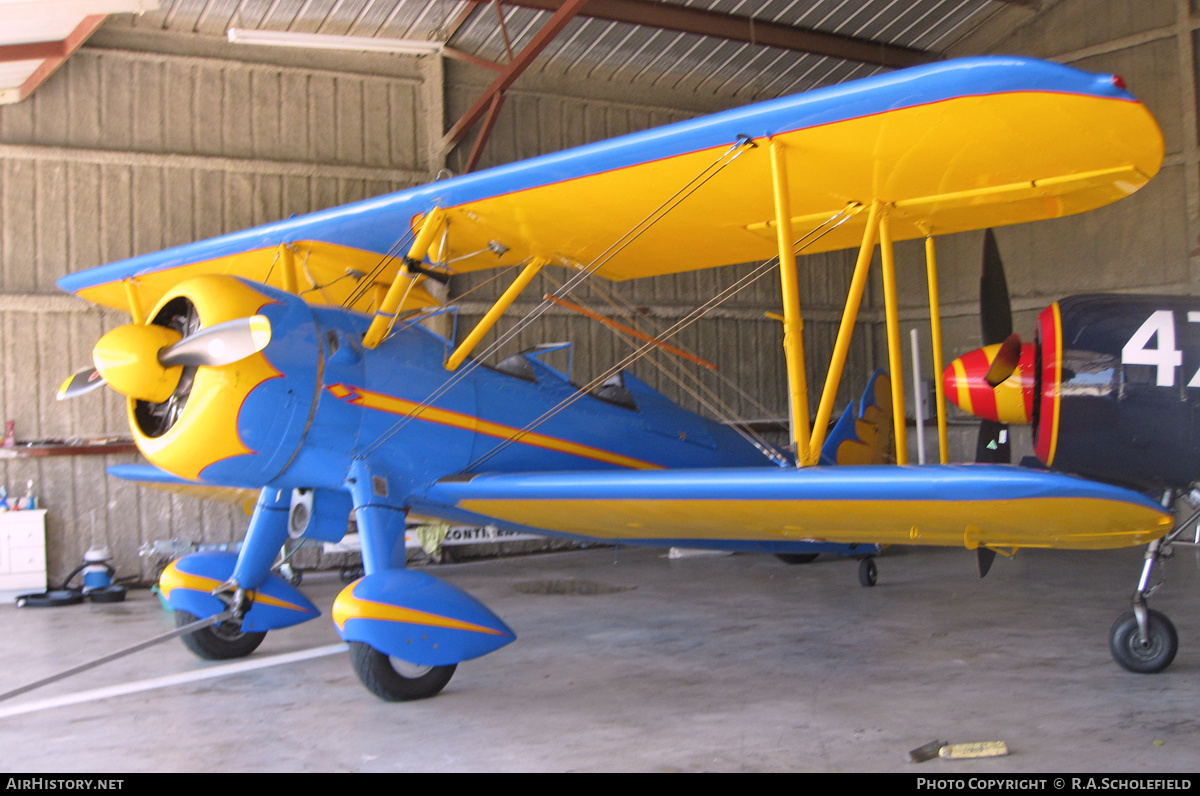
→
(0, 509, 46, 593)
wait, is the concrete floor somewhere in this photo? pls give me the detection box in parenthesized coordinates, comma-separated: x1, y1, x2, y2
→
(0, 543, 1196, 773)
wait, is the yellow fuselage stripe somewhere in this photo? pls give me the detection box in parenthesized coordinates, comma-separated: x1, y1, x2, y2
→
(332, 384, 663, 470)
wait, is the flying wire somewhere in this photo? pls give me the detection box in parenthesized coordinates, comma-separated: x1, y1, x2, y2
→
(532, 203, 861, 452)
(354, 136, 757, 461)
(461, 206, 858, 473)
(341, 228, 417, 310)
(537, 269, 789, 466)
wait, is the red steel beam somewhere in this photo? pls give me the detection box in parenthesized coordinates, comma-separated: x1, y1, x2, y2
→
(443, 0, 486, 42)
(443, 45, 505, 71)
(463, 92, 507, 172)
(441, 0, 591, 154)
(0, 40, 70, 63)
(545, 295, 718, 370)
(7, 15, 107, 104)
(499, 0, 934, 69)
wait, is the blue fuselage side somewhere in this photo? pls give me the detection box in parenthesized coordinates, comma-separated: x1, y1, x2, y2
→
(198, 293, 776, 508)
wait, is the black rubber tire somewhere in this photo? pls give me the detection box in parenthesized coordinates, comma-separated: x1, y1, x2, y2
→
(858, 557, 878, 588)
(87, 585, 127, 603)
(348, 641, 457, 702)
(1110, 609, 1178, 674)
(175, 610, 267, 660)
(775, 553, 819, 565)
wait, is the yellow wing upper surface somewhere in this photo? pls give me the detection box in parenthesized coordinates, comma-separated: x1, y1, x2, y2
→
(437, 91, 1160, 280)
(59, 56, 1162, 309)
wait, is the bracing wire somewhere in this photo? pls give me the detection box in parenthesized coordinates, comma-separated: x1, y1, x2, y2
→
(341, 228, 417, 310)
(354, 137, 757, 460)
(538, 269, 789, 466)
(461, 206, 859, 473)
(530, 204, 862, 461)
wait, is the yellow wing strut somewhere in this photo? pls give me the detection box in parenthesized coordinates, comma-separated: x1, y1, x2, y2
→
(123, 278, 144, 325)
(806, 201, 881, 465)
(278, 243, 297, 294)
(924, 235, 949, 463)
(769, 139, 812, 460)
(364, 208, 447, 350)
(878, 209, 908, 464)
(445, 258, 548, 371)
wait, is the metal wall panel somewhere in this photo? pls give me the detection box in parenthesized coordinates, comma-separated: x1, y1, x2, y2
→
(0, 40, 437, 584)
(2, 49, 429, 172)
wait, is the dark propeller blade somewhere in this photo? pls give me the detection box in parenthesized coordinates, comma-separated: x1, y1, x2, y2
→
(980, 229, 1012, 346)
(977, 229, 1013, 465)
(984, 333, 1022, 387)
(56, 367, 107, 401)
(977, 547, 997, 579)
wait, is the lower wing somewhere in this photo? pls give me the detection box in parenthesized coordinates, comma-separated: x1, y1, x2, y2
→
(417, 464, 1172, 552)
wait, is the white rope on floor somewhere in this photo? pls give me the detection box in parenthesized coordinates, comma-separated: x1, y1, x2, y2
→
(0, 643, 349, 719)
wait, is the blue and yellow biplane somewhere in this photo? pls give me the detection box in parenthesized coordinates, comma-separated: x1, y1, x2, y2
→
(56, 56, 1178, 700)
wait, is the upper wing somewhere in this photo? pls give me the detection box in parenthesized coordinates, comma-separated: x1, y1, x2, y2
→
(415, 464, 1172, 552)
(58, 56, 1161, 313)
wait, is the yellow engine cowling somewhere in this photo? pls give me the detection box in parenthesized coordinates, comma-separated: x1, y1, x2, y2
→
(126, 275, 286, 482)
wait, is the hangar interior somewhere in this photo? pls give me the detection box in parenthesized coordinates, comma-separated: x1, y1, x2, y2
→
(0, 0, 1198, 773)
(0, 0, 1191, 586)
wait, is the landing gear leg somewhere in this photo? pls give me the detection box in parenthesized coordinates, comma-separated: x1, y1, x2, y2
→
(342, 462, 460, 701)
(176, 488, 290, 661)
(1109, 493, 1198, 673)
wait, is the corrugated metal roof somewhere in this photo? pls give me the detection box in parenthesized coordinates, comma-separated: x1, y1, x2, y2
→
(127, 0, 1006, 99)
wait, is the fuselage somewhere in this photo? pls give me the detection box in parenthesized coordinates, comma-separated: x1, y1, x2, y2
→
(946, 293, 1200, 491)
(165, 280, 775, 506)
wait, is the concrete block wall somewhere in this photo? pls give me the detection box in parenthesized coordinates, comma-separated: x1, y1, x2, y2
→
(0, 24, 441, 584)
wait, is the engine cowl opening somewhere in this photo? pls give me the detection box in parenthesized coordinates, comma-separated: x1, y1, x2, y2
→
(133, 296, 200, 439)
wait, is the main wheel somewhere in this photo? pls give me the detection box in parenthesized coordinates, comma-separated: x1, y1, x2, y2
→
(858, 557, 878, 587)
(775, 553, 819, 565)
(1110, 609, 1178, 674)
(348, 641, 457, 702)
(175, 610, 267, 660)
